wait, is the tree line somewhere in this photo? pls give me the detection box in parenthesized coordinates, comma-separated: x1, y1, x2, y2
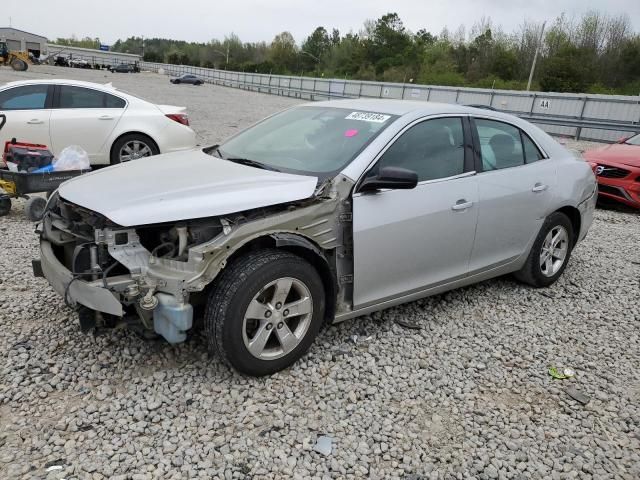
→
(56, 11, 640, 95)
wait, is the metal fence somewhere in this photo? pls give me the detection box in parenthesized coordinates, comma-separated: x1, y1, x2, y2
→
(140, 62, 640, 142)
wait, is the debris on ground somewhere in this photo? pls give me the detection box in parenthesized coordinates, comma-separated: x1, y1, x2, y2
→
(565, 387, 591, 405)
(332, 344, 352, 361)
(549, 366, 575, 379)
(43, 459, 66, 469)
(313, 435, 333, 456)
(394, 318, 423, 330)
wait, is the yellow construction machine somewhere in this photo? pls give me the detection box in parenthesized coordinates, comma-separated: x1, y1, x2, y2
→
(0, 41, 30, 71)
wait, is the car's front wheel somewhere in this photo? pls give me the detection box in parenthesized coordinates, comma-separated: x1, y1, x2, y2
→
(205, 249, 325, 376)
(110, 134, 159, 164)
(515, 212, 574, 287)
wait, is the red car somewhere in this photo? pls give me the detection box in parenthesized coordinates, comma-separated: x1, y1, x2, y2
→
(584, 133, 640, 209)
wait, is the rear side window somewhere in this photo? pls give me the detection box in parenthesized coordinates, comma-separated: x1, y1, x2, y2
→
(59, 86, 126, 109)
(0, 85, 49, 110)
(521, 133, 544, 163)
(104, 93, 126, 108)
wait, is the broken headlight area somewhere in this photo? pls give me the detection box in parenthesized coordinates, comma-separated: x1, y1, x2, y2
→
(41, 197, 225, 343)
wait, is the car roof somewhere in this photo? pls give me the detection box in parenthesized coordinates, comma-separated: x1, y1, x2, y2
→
(306, 98, 516, 119)
(1, 79, 119, 91)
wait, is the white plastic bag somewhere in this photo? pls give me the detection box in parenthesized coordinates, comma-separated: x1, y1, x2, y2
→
(53, 145, 90, 171)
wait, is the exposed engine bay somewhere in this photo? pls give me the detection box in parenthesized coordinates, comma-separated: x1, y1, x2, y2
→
(37, 175, 355, 343)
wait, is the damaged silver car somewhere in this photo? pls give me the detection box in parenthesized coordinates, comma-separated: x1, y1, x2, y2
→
(34, 100, 597, 375)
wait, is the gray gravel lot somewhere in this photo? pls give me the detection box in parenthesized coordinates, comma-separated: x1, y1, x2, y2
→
(1, 66, 639, 479)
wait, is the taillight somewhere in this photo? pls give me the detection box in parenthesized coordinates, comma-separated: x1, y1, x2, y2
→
(166, 113, 189, 126)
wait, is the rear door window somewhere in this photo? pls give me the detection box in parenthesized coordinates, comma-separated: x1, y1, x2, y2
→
(0, 85, 49, 110)
(58, 86, 125, 109)
(475, 119, 525, 171)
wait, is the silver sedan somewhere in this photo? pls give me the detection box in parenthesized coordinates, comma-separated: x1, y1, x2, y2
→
(36, 100, 597, 375)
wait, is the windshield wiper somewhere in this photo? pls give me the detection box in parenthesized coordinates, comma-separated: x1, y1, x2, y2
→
(225, 157, 280, 172)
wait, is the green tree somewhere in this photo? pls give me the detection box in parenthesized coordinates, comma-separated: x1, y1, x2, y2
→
(301, 27, 331, 71)
(268, 32, 298, 73)
(540, 46, 592, 92)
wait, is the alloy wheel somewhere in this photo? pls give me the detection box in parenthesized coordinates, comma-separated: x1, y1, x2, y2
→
(242, 277, 313, 360)
(540, 225, 569, 277)
(119, 140, 153, 162)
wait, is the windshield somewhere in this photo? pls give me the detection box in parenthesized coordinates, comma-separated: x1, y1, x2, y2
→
(624, 133, 640, 146)
(214, 106, 397, 178)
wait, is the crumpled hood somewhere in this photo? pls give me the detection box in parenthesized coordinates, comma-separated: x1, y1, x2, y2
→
(584, 144, 640, 168)
(57, 149, 318, 226)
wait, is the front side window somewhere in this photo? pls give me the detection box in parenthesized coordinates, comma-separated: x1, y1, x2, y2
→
(216, 107, 397, 178)
(59, 86, 125, 109)
(374, 117, 465, 182)
(0, 85, 48, 110)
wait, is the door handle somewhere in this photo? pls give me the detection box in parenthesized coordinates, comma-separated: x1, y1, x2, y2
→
(532, 183, 548, 193)
(99, 115, 114, 120)
(27, 119, 44, 124)
(452, 200, 473, 211)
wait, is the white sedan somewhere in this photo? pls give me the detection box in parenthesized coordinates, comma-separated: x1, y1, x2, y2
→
(0, 79, 197, 165)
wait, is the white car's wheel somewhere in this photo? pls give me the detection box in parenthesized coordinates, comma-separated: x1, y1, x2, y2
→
(111, 134, 159, 164)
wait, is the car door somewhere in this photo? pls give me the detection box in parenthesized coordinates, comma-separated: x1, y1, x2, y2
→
(468, 117, 557, 273)
(49, 85, 126, 163)
(352, 116, 479, 308)
(0, 84, 53, 148)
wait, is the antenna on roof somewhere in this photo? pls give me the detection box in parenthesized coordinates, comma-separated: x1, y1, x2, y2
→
(9, 17, 12, 27)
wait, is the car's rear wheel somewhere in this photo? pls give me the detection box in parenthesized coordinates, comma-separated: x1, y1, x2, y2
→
(110, 134, 159, 165)
(205, 249, 325, 376)
(514, 212, 574, 287)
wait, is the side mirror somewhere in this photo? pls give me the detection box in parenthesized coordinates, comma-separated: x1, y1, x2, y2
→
(359, 166, 418, 193)
(616, 136, 630, 144)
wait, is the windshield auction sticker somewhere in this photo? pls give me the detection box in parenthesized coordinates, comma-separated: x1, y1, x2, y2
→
(345, 112, 391, 123)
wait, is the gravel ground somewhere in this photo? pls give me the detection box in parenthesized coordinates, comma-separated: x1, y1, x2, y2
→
(1, 66, 639, 479)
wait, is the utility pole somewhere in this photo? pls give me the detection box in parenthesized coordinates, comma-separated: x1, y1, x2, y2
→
(526, 21, 546, 91)
(141, 35, 144, 58)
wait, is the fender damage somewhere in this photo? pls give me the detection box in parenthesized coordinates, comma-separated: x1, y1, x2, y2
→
(36, 175, 355, 343)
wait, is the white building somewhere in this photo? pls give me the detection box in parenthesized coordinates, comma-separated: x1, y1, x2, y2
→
(46, 44, 141, 67)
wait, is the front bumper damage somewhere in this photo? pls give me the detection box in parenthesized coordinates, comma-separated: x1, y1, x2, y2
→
(34, 176, 353, 343)
(37, 239, 124, 316)
(35, 222, 194, 342)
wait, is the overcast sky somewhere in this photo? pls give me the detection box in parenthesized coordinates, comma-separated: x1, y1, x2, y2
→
(4, 0, 639, 45)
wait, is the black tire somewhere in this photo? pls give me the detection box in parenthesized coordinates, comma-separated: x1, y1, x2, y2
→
(110, 133, 159, 165)
(25, 196, 46, 221)
(195, 81, 202, 86)
(10, 59, 28, 71)
(174, 79, 181, 84)
(205, 249, 326, 376)
(0, 196, 11, 216)
(514, 212, 574, 288)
